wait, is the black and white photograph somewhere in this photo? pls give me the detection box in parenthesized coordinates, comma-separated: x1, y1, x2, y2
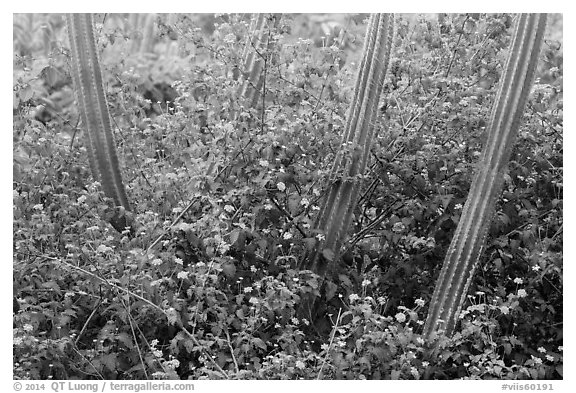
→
(11, 6, 564, 385)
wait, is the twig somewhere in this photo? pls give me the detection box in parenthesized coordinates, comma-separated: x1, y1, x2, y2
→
(267, 191, 308, 238)
(225, 329, 240, 377)
(71, 347, 105, 379)
(445, 15, 470, 78)
(344, 200, 404, 255)
(125, 298, 150, 379)
(317, 308, 342, 380)
(74, 298, 101, 346)
(44, 254, 229, 379)
(146, 197, 200, 254)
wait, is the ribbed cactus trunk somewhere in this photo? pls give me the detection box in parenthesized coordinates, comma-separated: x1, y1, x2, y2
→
(66, 14, 131, 211)
(423, 14, 547, 340)
(301, 14, 395, 276)
(140, 14, 156, 54)
(237, 14, 281, 110)
(238, 13, 265, 84)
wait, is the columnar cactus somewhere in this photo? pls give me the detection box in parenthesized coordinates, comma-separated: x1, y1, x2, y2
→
(239, 13, 265, 79)
(66, 14, 131, 211)
(301, 14, 395, 276)
(423, 14, 548, 339)
(237, 14, 281, 110)
(140, 14, 157, 54)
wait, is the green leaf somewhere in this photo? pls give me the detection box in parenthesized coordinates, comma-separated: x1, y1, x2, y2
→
(19, 85, 34, 102)
(251, 338, 267, 350)
(325, 281, 338, 301)
(222, 261, 236, 278)
(322, 248, 335, 261)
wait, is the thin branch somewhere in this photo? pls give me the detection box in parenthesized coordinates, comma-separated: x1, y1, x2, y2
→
(225, 329, 240, 377)
(317, 308, 342, 380)
(445, 15, 470, 78)
(32, 253, 230, 379)
(74, 298, 101, 346)
(267, 191, 308, 238)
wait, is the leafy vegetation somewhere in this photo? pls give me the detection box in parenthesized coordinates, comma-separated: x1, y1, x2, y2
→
(13, 13, 562, 380)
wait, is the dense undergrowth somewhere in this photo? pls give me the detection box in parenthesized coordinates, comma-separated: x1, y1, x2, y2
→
(13, 13, 562, 380)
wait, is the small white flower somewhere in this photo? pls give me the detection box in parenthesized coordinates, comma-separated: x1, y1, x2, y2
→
(77, 195, 87, 204)
(174, 257, 183, 265)
(33, 204, 44, 211)
(264, 204, 274, 210)
(415, 298, 425, 307)
(224, 204, 235, 213)
(517, 289, 527, 298)
(166, 308, 178, 325)
(291, 317, 299, 325)
(454, 203, 463, 210)
(532, 265, 541, 271)
(23, 324, 34, 332)
(96, 245, 113, 254)
(277, 182, 286, 191)
(295, 360, 305, 369)
(259, 159, 269, 167)
(513, 277, 524, 285)
(361, 279, 371, 287)
(558, 346, 563, 352)
(500, 306, 510, 315)
(244, 287, 252, 293)
(223, 33, 236, 44)
(416, 337, 425, 345)
(177, 271, 189, 280)
(395, 313, 406, 323)
(283, 232, 293, 240)
(422, 361, 429, 367)
(533, 356, 543, 365)
(545, 355, 554, 362)
(537, 347, 547, 353)
(349, 293, 360, 302)
(151, 258, 163, 266)
(316, 234, 325, 241)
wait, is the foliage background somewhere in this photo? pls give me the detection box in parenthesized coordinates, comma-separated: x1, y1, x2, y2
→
(12, 12, 562, 380)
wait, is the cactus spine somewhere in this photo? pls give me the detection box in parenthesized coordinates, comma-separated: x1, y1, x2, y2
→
(302, 14, 395, 276)
(66, 13, 131, 210)
(423, 14, 547, 340)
